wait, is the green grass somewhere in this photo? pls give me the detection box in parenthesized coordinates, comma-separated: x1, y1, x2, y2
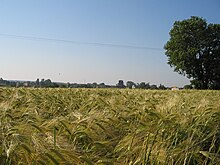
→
(0, 88, 219, 164)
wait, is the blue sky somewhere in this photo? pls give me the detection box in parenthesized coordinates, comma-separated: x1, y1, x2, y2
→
(0, 0, 219, 86)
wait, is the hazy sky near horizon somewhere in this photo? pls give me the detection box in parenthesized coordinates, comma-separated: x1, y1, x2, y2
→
(0, 0, 219, 86)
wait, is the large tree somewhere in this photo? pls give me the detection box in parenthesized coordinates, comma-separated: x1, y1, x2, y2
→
(164, 16, 220, 89)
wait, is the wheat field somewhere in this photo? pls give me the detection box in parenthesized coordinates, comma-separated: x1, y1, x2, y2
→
(0, 88, 219, 164)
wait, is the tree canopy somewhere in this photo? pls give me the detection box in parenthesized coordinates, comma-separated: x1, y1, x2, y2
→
(164, 16, 220, 89)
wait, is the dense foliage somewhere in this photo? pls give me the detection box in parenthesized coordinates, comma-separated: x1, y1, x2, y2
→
(164, 16, 220, 89)
(0, 88, 220, 164)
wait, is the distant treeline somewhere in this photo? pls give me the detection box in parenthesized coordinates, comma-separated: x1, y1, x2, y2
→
(0, 78, 183, 89)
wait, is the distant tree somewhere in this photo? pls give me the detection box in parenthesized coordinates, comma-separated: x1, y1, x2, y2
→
(98, 83, 106, 88)
(9, 81, 16, 87)
(92, 82, 98, 88)
(71, 83, 78, 88)
(139, 82, 146, 89)
(184, 84, 193, 89)
(150, 84, 158, 90)
(126, 81, 136, 89)
(40, 79, 45, 87)
(62, 84, 68, 88)
(136, 82, 150, 89)
(164, 16, 220, 89)
(36, 78, 40, 87)
(44, 79, 52, 87)
(86, 83, 93, 88)
(158, 84, 167, 90)
(0, 78, 7, 86)
(67, 82, 71, 88)
(52, 83, 59, 88)
(117, 80, 125, 88)
(145, 83, 150, 89)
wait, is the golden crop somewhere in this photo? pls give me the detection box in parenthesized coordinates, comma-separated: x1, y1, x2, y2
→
(0, 88, 219, 164)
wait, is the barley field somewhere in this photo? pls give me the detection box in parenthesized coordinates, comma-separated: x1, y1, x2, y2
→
(0, 88, 219, 165)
